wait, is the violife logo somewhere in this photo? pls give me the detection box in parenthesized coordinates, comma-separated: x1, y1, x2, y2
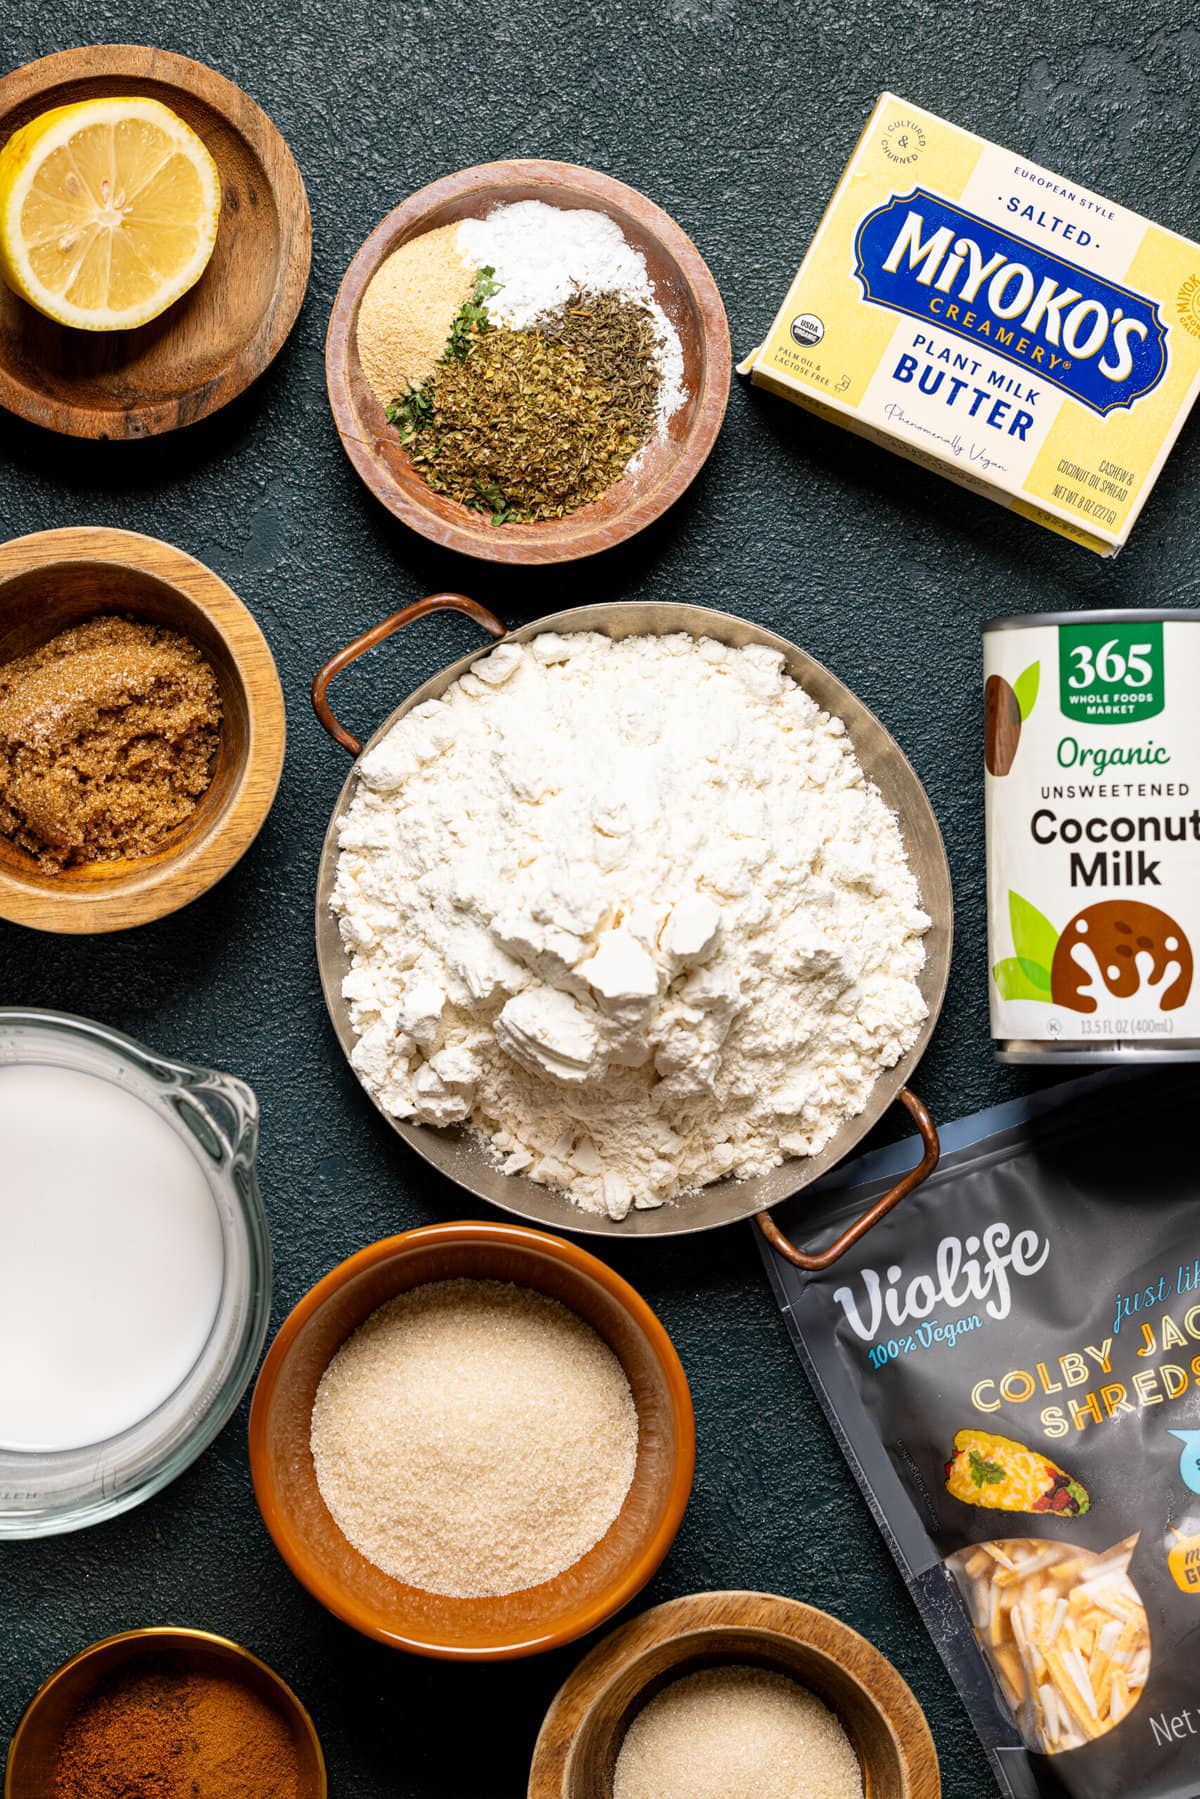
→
(832, 1223, 1051, 1344)
(853, 188, 1168, 416)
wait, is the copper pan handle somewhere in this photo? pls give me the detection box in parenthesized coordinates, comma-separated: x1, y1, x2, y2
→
(312, 594, 507, 756)
(756, 1087, 939, 1272)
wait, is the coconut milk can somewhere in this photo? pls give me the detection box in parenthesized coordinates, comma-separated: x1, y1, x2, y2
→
(985, 610, 1200, 1060)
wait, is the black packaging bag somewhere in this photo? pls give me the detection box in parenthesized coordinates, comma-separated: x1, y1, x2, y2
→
(761, 1074, 1200, 1799)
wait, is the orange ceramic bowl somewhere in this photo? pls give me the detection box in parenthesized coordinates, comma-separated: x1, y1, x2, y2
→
(248, 1221, 695, 1660)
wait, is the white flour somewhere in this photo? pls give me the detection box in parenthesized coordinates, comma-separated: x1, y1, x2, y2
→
(456, 201, 686, 428)
(332, 632, 930, 1219)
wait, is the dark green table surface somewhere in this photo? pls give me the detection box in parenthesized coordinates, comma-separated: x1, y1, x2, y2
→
(2, 5, 1196, 1794)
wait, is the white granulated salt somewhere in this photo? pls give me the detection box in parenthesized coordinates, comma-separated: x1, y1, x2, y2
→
(332, 631, 930, 1220)
(456, 200, 686, 428)
(310, 1279, 637, 1598)
(612, 1665, 864, 1799)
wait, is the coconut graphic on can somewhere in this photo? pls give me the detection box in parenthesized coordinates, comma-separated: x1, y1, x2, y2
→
(984, 611, 1200, 1061)
(984, 659, 1039, 777)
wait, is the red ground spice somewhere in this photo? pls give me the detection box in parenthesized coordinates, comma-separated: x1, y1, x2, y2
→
(52, 1655, 305, 1799)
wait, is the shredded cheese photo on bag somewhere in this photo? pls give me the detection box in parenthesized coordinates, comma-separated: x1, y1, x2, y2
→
(947, 1536, 1149, 1754)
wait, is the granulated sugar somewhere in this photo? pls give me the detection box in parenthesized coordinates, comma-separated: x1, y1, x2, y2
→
(612, 1666, 864, 1799)
(310, 1279, 637, 1598)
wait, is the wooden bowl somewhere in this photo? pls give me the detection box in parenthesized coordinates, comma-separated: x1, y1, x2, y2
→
(326, 160, 730, 564)
(0, 46, 311, 438)
(0, 526, 285, 932)
(248, 1221, 695, 1660)
(4, 1627, 326, 1798)
(529, 1591, 940, 1798)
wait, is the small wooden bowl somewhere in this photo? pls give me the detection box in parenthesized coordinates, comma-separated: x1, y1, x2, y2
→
(529, 1591, 940, 1797)
(326, 160, 730, 564)
(4, 1627, 327, 1798)
(0, 526, 285, 932)
(248, 1221, 695, 1660)
(0, 46, 311, 438)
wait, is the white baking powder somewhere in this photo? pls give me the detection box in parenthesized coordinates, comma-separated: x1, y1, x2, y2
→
(456, 201, 686, 428)
(332, 632, 930, 1219)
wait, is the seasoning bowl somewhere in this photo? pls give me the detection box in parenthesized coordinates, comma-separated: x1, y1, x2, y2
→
(326, 160, 730, 564)
(0, 526, 285, 932)
(0, 1009, 271, 1538)
(4, 1628, 326, 1799)
(528, 1591, 940, 1798)
(249, 1221, 695, 1659)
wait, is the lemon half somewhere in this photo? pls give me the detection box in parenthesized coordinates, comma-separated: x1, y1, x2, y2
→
(0, 96, 221, 331)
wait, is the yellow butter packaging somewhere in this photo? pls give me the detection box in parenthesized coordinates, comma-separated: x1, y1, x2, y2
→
(740, 94, 1200, 554)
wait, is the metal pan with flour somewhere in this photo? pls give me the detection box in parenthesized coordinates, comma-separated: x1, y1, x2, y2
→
(312, 600, 952, 1267)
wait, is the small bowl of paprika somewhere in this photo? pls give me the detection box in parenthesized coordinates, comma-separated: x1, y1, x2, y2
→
(4, 1626, 327, 1799)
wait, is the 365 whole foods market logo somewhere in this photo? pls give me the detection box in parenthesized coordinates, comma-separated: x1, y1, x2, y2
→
(853, 189, 1168, 415)
(1058, 619, 1164, 724)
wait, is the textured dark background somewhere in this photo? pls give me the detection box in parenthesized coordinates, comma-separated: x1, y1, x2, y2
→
(2, 5, 1197, 1795)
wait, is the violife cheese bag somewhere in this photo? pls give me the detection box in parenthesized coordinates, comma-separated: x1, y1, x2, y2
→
(761, 1074, 1200, 1798)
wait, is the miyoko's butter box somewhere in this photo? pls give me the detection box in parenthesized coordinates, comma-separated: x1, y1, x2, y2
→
(740, 94, 1200, 554)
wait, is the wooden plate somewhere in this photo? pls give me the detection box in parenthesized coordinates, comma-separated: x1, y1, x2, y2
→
(0, 527, 285, 933)
(529, 1590, 941, 1797)
(326, 160, 731, 564)
(0, 46, 311, 438)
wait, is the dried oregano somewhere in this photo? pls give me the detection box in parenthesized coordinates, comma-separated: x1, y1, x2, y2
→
(536, 289, 661, 446)
(390, 284, 662, 524)
(386, 265, 500, 442)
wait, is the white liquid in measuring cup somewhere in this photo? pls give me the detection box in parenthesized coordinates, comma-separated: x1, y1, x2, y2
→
(0, 1062, 224, 1452)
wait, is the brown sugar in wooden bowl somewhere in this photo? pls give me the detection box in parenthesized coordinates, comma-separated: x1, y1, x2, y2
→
(529, 1591, 940, 1799)
(0, 527, 285, 933)
(4, 1627, 326, 1799)
(248, 1221, 695, 1660)
(0, 46, 311, 438)
(326, 160, 731, 565)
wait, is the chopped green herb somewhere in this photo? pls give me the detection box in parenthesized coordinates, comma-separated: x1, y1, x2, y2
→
(445, 265, 501, 361)
(468, 480, 529, 526)
(392, 286, 662, 525)
(385, 383, 433, 444)
(386, 267, 502, 442)
(969, 1449, 1006, 1488)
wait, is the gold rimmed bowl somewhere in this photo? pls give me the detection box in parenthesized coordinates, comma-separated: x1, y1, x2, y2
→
(5, 1627, 326, 1799)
